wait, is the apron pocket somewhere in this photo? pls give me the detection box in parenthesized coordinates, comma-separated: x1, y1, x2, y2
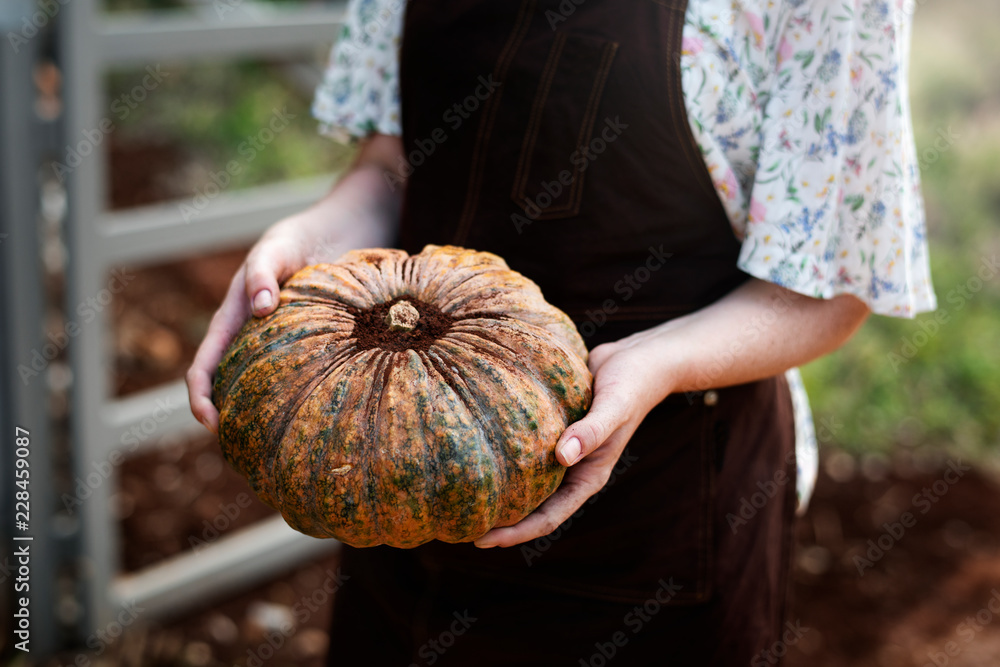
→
(598, 392, 718, 604)
(510, 31, 618, 220)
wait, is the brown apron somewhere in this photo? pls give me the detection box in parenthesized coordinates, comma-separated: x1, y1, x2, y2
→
(327, 1, 798, 664)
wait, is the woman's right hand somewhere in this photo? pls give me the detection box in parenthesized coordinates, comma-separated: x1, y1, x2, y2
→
(186, 134, 406, 433)
(185, 217, 314, 433)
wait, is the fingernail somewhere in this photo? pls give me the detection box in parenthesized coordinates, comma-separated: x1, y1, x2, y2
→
(252, 290, 272, 312)
(474, 540, 497, 549)
(560, 437, 581, 465)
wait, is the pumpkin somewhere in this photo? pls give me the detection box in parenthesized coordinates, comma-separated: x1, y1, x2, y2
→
(212, 244, 592, 548)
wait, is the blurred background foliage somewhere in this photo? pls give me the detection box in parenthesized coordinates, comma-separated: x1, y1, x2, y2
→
(105, 55, 354, 205)
(800, 0, 1000, 463)
(101, 0, 1000, 460)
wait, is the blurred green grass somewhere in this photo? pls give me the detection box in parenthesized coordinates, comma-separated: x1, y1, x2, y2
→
(800, 0, 1000, 462)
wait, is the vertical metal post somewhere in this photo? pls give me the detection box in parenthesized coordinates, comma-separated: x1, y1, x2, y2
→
(60, 0, 119, 636)
(0, 0, 65, 654)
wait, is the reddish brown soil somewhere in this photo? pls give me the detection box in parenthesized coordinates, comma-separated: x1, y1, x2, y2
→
(785, 457, 1000, 667)
(107, 136, 190, 211)
(117, 433, 277, 572)
(112, 246, 249, 397)
(24, 443, 1000, 667)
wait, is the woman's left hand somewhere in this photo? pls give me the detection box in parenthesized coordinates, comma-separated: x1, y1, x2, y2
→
(472, 279, 870, 548)
(474, 334, 668, 548)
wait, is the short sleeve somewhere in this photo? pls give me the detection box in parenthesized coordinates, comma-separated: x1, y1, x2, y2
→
(311, 0, 405, 143)
(736, 0, 936, 317)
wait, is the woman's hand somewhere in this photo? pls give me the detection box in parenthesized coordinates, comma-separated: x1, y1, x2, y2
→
(474, 336, 669, 548)
(186, 135, 405, 433)
(186, 217, 332, 434)
(474, 279, 869, 548)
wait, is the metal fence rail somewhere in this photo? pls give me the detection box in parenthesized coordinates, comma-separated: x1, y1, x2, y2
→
(58, 0, 347, 645)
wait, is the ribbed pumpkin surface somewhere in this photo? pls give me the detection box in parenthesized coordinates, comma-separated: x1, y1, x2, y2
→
(213, 245, 592, 548)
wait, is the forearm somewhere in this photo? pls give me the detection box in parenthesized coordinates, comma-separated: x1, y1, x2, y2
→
(186, 135, 408, 431)
(268, 134, 406, 259)
(614, 278, 870, 402)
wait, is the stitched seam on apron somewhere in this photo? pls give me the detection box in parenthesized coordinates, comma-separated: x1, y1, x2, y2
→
(409, 563, 441, 662)
(776, 373, 798, 643)
(663, 0, 720, 201)
(511, 38, 620, 220)
(511, 31, 568, 203)
(696, 398, 716, 602)
(562, 40, 619, 217)
(454, 0, 537, 245)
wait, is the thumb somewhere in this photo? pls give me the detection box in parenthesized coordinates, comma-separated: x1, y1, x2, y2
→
(555, 388, 629, 467)
(244, 238, 301, 317)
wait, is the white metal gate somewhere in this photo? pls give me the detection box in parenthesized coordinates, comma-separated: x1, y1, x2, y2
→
(53, 0, 347, 648)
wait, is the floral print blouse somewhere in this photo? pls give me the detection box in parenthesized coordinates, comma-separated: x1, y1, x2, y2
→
(311, 0, 937, 510)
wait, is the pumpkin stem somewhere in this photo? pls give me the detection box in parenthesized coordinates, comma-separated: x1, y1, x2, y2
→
(385, 300, 420, 332)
